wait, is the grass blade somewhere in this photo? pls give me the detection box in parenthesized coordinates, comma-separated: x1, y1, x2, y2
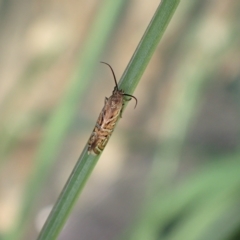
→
(37, 0, 180, 239)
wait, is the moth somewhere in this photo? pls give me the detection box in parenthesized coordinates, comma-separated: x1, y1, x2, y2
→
(87, 62, 137, 155)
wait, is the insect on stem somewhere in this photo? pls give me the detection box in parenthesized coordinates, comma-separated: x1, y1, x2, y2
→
(87, 62, 138, 155)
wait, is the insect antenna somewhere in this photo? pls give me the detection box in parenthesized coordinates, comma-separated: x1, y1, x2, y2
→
(100, 61, 119, 90)
(100, 61, 137, 108)
(123, 93, 138, 108)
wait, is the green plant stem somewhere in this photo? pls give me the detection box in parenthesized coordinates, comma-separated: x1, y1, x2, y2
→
(37, 0, 180, 239)
(37, 147, 99, 240)
(119, 0, 180, 93)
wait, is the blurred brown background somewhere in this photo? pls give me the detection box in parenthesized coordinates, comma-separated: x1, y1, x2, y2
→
(0, 0, 240, 240)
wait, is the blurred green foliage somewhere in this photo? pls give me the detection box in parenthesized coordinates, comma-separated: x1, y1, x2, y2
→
(0, 0, 240, 240)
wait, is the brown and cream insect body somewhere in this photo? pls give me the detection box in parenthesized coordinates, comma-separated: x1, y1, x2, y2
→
(88, 62, 137, 155)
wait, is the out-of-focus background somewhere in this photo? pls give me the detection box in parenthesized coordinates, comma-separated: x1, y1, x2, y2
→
(1, 0, 240, 240)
